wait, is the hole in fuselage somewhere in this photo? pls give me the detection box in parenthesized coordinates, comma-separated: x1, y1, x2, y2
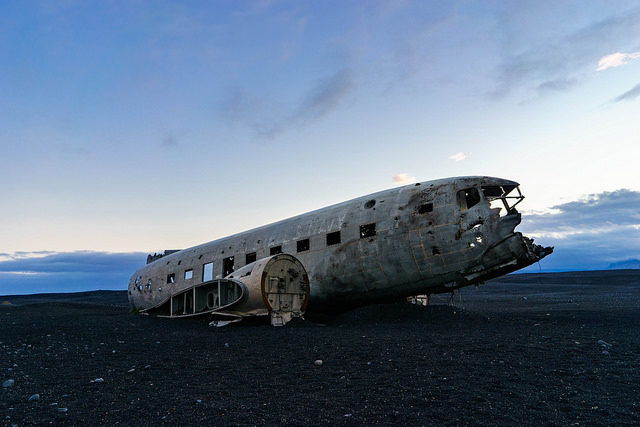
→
(360, 223, 376, 238)
(246, 252, 256, 264)
(223, 256, 235, 277)
(270, 246, 282, 256)
(417, 203, 433, 214)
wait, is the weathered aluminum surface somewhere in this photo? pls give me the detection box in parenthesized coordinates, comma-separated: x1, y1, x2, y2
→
(128, 176, 553, 315)
(224, 254, 309, 325)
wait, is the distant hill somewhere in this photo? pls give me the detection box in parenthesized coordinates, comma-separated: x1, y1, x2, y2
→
(0, 290, 128, 306)
(608, 259, 640, 270)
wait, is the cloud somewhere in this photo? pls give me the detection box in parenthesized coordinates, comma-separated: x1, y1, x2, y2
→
(14, 250, 56, 256)
(392, 173, 416, 185)
(0, 250, 56, 261)
(518, 189, 640, 271)
(293, 70, 354, 124)
(161, 132, 179, 147)
(0, 251, 146, 295)
(492, 6, 640, 99)
(522, 189, 640, 235)
(0, 251, 146, 274)
(448, 152, 467, 162)
(596, 52, 640, 71)
(219, 87, 287, 138)
(612, 83, 640, 103)
(536, 77, 577, 94)
(220, 69, 354, 139)
(265, 69, 355, 138)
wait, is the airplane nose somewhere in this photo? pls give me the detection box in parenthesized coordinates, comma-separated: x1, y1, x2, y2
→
(496, 211, 521, 236)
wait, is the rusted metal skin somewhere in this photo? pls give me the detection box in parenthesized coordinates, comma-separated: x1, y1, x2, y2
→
(128, 176, 553, 317)
(224, 254, 309, 325)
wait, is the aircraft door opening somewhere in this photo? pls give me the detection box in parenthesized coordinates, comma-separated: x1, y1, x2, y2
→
(223, 256, 234, 277)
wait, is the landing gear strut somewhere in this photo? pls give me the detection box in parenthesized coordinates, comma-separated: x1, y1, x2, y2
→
(407, 294, 430, 306)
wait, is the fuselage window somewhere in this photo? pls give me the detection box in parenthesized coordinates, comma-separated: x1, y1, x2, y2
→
(326, 231, 341, 246)
(270, 246, 282, 256)
(245, 252, 257, 264)
(457, 188, 481, 210)
(223, 256, 234, 277)
(297, 238, 310, 252)
(167, 273, 175, 284)
(184, 269, 193, 280)
(203, 262, 213, 282)
(360, 223, 376, 238)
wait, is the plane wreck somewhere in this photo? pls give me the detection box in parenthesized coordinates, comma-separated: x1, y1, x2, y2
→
(128, 176, 553, 325)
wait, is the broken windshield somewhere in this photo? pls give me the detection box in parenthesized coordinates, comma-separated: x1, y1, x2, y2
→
(482, 185, 523, 214)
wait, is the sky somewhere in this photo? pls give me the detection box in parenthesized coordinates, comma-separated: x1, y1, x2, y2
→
(1, 1, 639, 294)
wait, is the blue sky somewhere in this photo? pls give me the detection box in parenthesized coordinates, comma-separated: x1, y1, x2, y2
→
(1, 1, 639, 294)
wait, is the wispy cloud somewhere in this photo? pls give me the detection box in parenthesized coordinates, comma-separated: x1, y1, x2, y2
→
(0, 250, 56, 260)
(492, 6, 640, 99)
(161, 132, 179, 147)
(220, 69, 354, 139)
(448, 152, 467, 162)
(219, 87, 275, 136)
(612, 83, 640, 103)
(536, 77, 577, 94)
(596, 52, 640, 71)
(392, 173, 416, 185)
(293, 70, 354, 124)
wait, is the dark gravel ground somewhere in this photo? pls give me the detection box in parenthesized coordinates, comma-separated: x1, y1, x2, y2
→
(1, 270, 639, 425)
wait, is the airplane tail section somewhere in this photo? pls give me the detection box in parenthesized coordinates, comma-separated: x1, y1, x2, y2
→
(139, 254, 310, 327)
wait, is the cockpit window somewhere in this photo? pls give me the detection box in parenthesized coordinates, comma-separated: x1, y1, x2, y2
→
(457, 188, 481, 210)
(481, 186, 503, 198)
(482, 185, 523, 214)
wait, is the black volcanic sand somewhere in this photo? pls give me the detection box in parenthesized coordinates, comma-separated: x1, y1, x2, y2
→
(1, 271, 639, 425)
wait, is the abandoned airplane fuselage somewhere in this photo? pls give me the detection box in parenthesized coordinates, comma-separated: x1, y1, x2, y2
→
(128, 176, 552, 324)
